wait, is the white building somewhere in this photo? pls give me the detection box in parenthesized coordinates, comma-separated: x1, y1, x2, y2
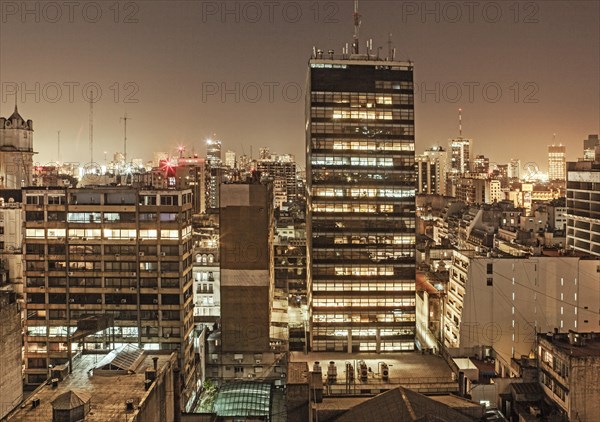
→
(445, 250, 600, 377)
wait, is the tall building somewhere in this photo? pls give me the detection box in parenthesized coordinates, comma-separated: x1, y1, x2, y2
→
(306, 52, 416, 352)
(449, 138, 471, 175)
(472, 154, 489, 174)
(256, 157, 298, 206)
(206, 139, 222, 165)
(566, 160, 600, 256)
(22, 187, 198, 408)
(455, 176, 503, 205)
(206, 181, 286, 383)
(0, 106, 35, 188)
(219, 182, 274, 353)
(548, 145, 566, 181)
(583, 134, 600, 161)
(224, 150, 236, 169)
(259, 146, 271, 160)
(416, 146, 447, 195)
(508, 159, 521, 179)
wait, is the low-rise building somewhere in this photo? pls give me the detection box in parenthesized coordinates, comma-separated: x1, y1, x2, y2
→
(538, 331, 600, 422)
(6, 350, 179, 422)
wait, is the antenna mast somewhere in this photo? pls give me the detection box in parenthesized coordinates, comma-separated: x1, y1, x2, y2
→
(353, 0, 361, 54)
(120, 113, 131, 165)
(57, 130, 61, 163)
(458, 108, 463, 137)
(89, 92, 94, 164)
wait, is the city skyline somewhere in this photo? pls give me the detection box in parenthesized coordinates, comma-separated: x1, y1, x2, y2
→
(1, 1, 598, 167)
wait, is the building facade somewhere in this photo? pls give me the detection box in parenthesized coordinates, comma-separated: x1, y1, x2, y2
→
(548, 145, 566, 181)
(0, 106, 35, 188)
(566, 160, 600, 256)
(22, 187, 198, 408)
(444, 251, 600, 376)
(306, 55, 416, 352)
(0, 287, 22, 420)
(538, 332, 600, 422)
(449, 138, 471, 175)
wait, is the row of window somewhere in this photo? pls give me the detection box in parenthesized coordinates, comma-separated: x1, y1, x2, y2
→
(28, 261, 184, 272)
(312, 203, 415, 214)
(311, 139, 415, 152)
(27, 277, 185, 288)
(312, 282, 414, 292)
(26, 243, 188, 255)
(25, 193, 192, 206)
(25, 227, 191, 240)
(311, 122, 414, 136)
(26, 309, 183, 322)
(311, 89, 413, 105)
(311, 109, 413, 121)
(312, 311, 415, 323)
(312, 171, 415, 185)
(313, 187, 415, 198)
(313, 298, 416, 307)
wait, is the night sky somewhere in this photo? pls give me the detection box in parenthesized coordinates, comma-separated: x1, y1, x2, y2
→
(1, 0, 598, 170)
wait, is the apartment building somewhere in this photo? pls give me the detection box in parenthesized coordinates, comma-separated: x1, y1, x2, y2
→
(22, 187, 198, 409)
(445, 250, 600, 376)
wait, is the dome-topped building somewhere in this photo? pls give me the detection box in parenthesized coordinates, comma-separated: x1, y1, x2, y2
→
(0, 105, 36, 188)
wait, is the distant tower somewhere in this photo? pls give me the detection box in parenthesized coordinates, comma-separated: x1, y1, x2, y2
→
(548, 144, 566, 181)
(449, 109, 472, 174)
(0, 105, 36, 188)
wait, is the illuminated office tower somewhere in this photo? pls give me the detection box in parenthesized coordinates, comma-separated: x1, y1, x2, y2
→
(306, 51, 416, 352)
(548, 145, 566, 181)
(508, 159, 521, 179)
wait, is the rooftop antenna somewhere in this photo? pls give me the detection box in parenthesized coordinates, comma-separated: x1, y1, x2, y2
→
(120, 113, 131, 165)
(459, 108, 463, 137)
(553, 133, 556, 145)
(352, 0, 361, 54)
(57, 130, 61, 163)
(88, 91, 95, 164)
(387, 33, 393, 60)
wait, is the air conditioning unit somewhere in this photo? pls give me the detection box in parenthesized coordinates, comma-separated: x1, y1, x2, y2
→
(255, 359, 262, 364)
(121, 299, 127, 304)
(115, 254, 120, 258)
(139, 252, 145, 257)
(130, 287, 136, 291)
(160, 252, 166, 257)
(115, 288, 120, 292)
(96, 299, 102, 304)
(131, 272, 136, 277)
(68, 272, 74, 276)
(69, 299, 75, 303)
(153, 299, 158, 304)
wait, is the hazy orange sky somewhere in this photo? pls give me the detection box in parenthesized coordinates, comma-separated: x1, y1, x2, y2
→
(1, 1, 598, 170)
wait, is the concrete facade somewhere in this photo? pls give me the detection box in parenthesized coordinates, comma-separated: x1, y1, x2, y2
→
(0, 106, 35, 189)
(538, 332, 600, 422)
(445, 251, 600, 376)
(0, 288, 22, 420)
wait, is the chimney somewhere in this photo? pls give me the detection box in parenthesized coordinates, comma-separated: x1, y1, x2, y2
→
(153, 356, 159, 371)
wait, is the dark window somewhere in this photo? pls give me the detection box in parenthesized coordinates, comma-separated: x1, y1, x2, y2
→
(487, 277, 493, 286)
(487, 263, 493, 274)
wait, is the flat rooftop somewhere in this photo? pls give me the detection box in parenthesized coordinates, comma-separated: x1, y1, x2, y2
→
(290, 351, 456, 392)
(8, 352, 174, 421)
(539, 333, 600, 357)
